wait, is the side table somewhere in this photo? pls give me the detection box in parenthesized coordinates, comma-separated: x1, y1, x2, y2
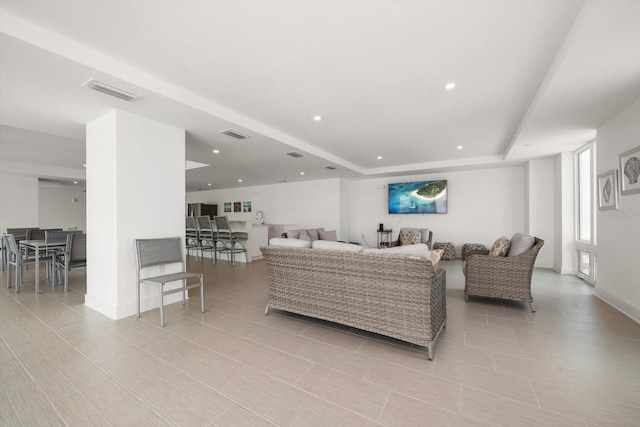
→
(377, 229, 393, 248)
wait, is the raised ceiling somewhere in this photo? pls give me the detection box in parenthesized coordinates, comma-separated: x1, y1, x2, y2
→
(1, 1, 639, 191)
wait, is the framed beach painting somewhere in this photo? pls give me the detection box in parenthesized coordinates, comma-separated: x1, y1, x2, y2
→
(597, 170, 619, 210)
(233, 202, 241, 212)
(620, 146, 640, 195)
(224, 202, 231, 213)
(243, 201, 252, 212)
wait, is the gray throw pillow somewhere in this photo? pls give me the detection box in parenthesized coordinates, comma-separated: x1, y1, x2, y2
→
(286, 229, 304, 239)
(508, 233, 535, 257)
(306, 228, 324, 241)
(318, 229, 337, 241)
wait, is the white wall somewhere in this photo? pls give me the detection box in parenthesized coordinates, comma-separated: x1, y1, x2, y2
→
(349, 167, 526, 255)
(0, 172, 38, 232)
(595, 100, 640, 322)
(527, 159, 555, 268)
(38, 185, 86, 231)
(186, 178, 343, 237)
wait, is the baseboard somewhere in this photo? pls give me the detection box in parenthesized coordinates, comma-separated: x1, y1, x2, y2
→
(595, 287, 640, 324)
(85, 292, 185, 320)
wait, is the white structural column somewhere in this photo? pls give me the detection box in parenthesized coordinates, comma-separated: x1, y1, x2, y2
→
(85, 109, 185, 319)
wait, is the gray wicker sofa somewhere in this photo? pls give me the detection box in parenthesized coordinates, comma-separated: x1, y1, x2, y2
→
(260, 245, 447, 360)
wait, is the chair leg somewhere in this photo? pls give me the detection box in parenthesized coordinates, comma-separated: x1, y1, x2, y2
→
(199, 277, 205, 313)
(182, 279, 186, 305)
(530, 302, 536, 312)
(7, 263, 12, 289)
(465, 295, 469, 302)
(159, 287, 165, 327)
(136, 283, 141, 319)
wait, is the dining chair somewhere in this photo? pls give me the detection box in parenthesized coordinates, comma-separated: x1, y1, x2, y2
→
(54, 233, 87, 292)
(4, 234, 37, 292)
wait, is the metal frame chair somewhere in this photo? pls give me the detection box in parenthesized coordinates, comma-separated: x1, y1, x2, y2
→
(3, 234, 37, 292)
(197, 216, 217, 263)
(214, 216, 247, 266)
(185, 216, 200, 260)
(53, 233, 87, 292)
(135, 237, 205, 326)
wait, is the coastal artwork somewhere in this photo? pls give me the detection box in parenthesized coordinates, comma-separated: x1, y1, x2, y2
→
(233, 202, 241, 212)
(243, 201, 252, 212)
(620, 146, 640, 195)
(388, 180, 448, 214)
(224, 202, 231, 213)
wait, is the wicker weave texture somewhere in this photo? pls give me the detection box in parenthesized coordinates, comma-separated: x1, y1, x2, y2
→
(464, 238, 544, 304)
(261, 247, 447, 352)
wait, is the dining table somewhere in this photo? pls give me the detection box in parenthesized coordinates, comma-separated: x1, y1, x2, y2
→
(19, 239, 66, 293)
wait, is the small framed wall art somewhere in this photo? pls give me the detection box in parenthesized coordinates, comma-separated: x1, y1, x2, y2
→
(620, 145, 640, 195)
(233, 202, 241, 212)
(243, 201, 252, 212)
(597, 169, 619, 210)
(224, 202, 231, 213)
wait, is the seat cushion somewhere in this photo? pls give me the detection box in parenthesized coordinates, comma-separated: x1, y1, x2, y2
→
(508, 233, 535, 257)
(489, 237, 511, 257)
(400, 229, 422, 246)
(363, 243, 430, 258)
(269, 238, 311, 248)
(306, 228, 325, 241)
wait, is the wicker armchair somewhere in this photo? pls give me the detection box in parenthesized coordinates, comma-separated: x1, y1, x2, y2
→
(464, 237, 544, 312)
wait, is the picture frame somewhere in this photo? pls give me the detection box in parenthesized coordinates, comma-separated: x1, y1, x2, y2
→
(243, 201, 252, 212)
(597, 169, 619, 210)
(224, 202, 231, 213)
(619, 145, 640, 195)
(233, 202, 241, 212)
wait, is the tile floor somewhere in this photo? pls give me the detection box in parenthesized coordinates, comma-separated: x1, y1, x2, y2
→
(1, 257, 639, 426)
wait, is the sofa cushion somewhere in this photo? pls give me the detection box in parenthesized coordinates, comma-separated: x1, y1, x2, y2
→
(400, 229, 422, 246)
(306, 228, 325, 241)
(363, 243, 430, 258)
(285, 229, 303, 239)
(312, 240, 363, 252)
(269, 238, 311, 248)
(489, 236, 511, 257)
(318, 229, 337, 241)
(508, 233, 535, 257)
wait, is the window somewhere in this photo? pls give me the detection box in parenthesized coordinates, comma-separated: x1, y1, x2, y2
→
(575, 142, 596, 283)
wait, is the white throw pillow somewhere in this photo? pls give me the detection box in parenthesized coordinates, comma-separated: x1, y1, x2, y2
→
(269, 238, 311, 248)
(363, 243, 430, 258)
(312, 240, 363, 252)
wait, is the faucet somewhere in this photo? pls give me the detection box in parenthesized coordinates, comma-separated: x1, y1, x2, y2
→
(255, 211, 264, 224)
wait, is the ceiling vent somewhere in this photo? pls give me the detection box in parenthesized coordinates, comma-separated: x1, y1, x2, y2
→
(285, 151, 304, 158)
(324, 165, 337, 170)
(83, 79, 143, 102)
(220, 129, 250, 140)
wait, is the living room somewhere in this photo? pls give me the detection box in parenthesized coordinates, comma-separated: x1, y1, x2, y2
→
(1, 1, 639, 425)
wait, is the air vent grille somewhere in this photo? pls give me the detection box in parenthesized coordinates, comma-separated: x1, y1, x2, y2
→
(220, 129, 250, 140)
(324, 165, 337, 170)
(286, 151, 304, 158)
(83, 79, 142, 102)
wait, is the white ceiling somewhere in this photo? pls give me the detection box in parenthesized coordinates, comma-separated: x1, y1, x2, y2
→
(1, 1, 639, 191)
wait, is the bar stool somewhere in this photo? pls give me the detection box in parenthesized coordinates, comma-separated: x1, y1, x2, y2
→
(213, 216, 247, 266)
(185, 216, 200, 260)
(197, 216, 217, 263)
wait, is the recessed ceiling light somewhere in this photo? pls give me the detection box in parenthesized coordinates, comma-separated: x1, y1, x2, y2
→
(377, 156, 382, 160)
(238, 179, 243, 182)
(83, 164, 87, 167)
(445, 82, 456, 90)
(207, 183, 212, 186)
(313, 115, 322, 121)
(456, 145, 463, 150)
(300, 172, 305, 175)
(73, 181, 78, 184)
(212, 149, 220, 154)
